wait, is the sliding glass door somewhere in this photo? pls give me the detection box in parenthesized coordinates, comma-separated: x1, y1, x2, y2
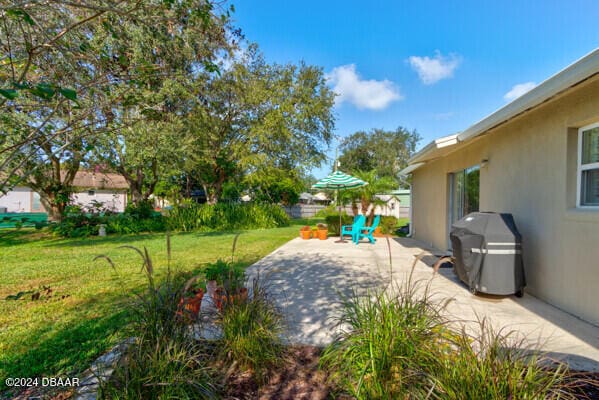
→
(448, 165, 480, 247)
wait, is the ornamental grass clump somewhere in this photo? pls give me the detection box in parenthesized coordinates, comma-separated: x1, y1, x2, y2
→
(96, 241, 216, 399)
(320, 274, 449, 399)
(218, 276, 284, 382)
(425, 320, 575, 400)
(321, 245, 581, 400)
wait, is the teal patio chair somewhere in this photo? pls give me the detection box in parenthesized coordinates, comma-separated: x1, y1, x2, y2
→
(341, 215, 365, 242)
(356, 215, 381, 244)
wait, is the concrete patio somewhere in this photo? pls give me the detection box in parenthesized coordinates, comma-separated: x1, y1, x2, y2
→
(245, 235, 599, 372)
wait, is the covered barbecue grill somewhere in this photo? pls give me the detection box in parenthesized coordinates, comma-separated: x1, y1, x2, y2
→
(450, 212, 526, 296)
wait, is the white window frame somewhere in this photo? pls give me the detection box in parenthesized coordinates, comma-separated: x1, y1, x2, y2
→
(577, 122, 599, 209)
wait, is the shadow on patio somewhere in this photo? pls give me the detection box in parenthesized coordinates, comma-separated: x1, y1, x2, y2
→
(245, 237, 599, 372)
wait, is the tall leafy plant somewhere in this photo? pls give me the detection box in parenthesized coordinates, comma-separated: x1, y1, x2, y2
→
(344, 170, 396, 224)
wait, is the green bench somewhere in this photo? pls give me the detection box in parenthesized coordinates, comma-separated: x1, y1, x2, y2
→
(0, 212, 48, 228)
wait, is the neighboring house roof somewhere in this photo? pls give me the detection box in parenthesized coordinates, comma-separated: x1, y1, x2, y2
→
(375, 194, 398, 202)
(299, 192, 314, 200)
(69, 171, 129, 190)
(2, 170, 129, 190)
(313, 192, 329, 201)
(400, 48, 599, 175)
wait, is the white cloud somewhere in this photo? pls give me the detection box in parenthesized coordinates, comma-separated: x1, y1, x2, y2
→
(407, 51, 461, 85)
(326, 64, 402, 110)
(503, 82, 537, 102)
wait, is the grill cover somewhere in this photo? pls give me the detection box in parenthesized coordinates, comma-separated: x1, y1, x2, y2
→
(450, 212, 526, 295)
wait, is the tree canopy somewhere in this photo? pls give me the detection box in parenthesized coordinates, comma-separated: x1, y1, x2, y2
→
(338, 127, 420, 185)
(182, 47, 335, 204)
(1, 1, 336, 219)
(0, 0, 234, 219)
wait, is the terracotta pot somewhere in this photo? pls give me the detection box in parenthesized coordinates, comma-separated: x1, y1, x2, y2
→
(178, 289, 204, 321)
(236, 287, 249, 302)
(212, 287, 224, 311)
(311, 229, 319, 239)
(214, 287, 249, 312)
(317, 229, 328, 240)
(373, 226, 384, 237)
(300, 229, 311, 240)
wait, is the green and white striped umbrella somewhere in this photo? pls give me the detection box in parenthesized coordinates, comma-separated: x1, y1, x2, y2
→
(311, 170, 368, 190)
(312, 170, 367, 243)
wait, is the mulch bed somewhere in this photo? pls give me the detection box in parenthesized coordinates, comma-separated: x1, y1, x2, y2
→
(6, 349, 598, 400)
(5, 386, 74, 400)
(565, 371, 599, 399)
(224, 345, 343, 400)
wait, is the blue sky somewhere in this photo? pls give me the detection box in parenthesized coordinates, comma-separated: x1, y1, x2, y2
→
(233, 0, 599, 178)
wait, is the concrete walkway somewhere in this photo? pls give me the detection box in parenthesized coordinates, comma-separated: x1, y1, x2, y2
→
(246, 236, 599, 372)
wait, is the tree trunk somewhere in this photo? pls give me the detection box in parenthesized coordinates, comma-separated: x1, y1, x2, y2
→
(185, 175, 192, 198)
(118, 165, 157, 206)
(206, 191, 218, 205)
(29, 155, 80, 222)
(351, 200, 359, 216)
(39, 192, 65, 222)
(360, 196, 369, 216)
(360, 197, 375, 226)
(130, 186, 144, 205)
(204, 167, 226, 205)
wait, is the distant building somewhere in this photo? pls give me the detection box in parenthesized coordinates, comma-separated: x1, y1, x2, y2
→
(0, 171, 129, 213)
(372, 190, 410, 219)
(313, 192, 331, 205)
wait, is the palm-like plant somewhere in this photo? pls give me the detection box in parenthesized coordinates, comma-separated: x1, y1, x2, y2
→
(352, 170, 397, 225)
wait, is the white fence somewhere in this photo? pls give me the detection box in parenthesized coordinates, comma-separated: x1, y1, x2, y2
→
(282, 204, 409, 219)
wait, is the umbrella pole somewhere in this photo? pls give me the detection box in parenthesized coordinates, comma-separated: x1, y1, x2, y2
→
(335, 187, 346, 243)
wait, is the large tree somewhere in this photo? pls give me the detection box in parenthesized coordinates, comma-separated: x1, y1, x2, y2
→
(0, 1, 135, 218)
(185, 47, 335, 204)
(89, 0, 234, 205)
(0, 0, 233, 219)
(338, 127, 421, 185)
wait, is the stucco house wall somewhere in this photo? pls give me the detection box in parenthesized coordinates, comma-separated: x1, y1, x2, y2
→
(0, 187, 32, 212)
(71, 190, 128, 212)
(0, 171, 129, 213)
(411, 74, 599, 325)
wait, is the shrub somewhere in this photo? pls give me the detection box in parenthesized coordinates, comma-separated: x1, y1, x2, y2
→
(166, 202, 289, 232)
(204, 259, 231, 283)
(50, 201, 166, 237)
(325, 213, 354, 235)
(124, 200, 155, 220)
(49, 205, 105, 237)
(218, 277, 284, 382)
(315, 205, 339, 218)
(105, 213, 165, 235)
(379, 216, 398, 234)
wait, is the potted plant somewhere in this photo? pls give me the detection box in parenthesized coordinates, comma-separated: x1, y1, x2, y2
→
(311, 227, 319, 239)
(182, 287, 204, 316)
(204, 259, 229, 298)
(216, 268, 248, 312)
(177, 278, 204, 322)
(299, 225, 311, 239)
(316, 223, 328, 240)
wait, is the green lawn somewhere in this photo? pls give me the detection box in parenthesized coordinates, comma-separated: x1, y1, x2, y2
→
(0, 221, 311, 386)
